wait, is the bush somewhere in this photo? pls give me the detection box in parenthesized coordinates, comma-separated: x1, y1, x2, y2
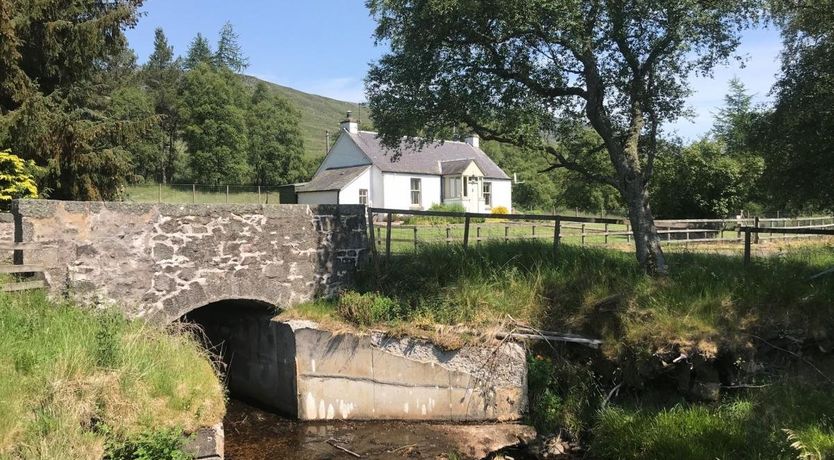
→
(491, 206, 509, 215)
(337, 291, 402, 326)
(104, 427, 190, 460)
(0, 149, 40, 209)
(403, 203, 468, 224)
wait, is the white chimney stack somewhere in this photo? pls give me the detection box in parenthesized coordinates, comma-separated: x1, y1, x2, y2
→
(340, 110, 359, 134)
(464, 133, 480, 149)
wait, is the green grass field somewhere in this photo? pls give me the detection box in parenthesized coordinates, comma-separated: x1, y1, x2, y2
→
(0, 289, 224, 459)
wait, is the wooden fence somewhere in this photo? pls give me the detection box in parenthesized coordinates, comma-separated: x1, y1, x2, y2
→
(0, 241, 49, 292)
(741, 225, 834, 265)
(367, 208, 834, 256)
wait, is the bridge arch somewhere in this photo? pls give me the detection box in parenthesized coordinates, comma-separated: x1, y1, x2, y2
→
(182, 298, 298, 417)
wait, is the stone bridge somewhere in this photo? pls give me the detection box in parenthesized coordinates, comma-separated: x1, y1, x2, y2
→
(10, 200, 527, 424)
(12, 200, 368, 322)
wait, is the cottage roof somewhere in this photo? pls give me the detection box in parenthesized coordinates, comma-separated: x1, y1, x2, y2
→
(348, 131, 511, 180)
(296, 165, 369, 193)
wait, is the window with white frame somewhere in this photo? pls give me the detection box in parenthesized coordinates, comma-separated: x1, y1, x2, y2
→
(359, 188, 368, 205)
(445, 177, 461, 199)
(483, 181, 492, 206)
(410, 178, 421, 206)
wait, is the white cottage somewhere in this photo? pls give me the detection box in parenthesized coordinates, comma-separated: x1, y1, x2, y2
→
(297, 115, 512, 212)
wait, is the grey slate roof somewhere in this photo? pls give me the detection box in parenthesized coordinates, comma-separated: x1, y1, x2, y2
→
(440, 159, 477, 175)
(296, 165, 369, 193)
(349, 131, 511, 180)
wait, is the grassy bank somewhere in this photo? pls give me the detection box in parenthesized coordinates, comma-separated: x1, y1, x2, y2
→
(294, 239, 834, 355)
(0, 290, 224, 459)
(592, 381, 834, 459)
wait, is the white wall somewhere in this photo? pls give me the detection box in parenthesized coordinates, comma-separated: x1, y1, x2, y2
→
(370, 166, 384, 208)
(339, 168, 372, 206)
(489, 180, 513, 212)
(381, 173, 441, 210)
(297, 191, 339, 205)
(317, 134, 370, 173)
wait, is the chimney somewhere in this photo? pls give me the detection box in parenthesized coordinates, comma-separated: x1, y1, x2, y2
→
(340, 110, 359, 134)
(464, 133, 480, 149)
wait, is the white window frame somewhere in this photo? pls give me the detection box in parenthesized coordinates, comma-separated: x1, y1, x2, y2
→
(483, 181, 492, 207)
(359, 188, 368, 205)
(410, 178, 421, 206)
(445, 177, 461, 199)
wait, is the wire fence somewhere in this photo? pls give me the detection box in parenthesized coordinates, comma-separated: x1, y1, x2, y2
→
(124, 184, 286, 204)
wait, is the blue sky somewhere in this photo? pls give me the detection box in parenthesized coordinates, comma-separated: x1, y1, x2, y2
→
(126, 1, 783, 140)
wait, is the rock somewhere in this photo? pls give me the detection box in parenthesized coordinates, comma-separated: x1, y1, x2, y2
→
(183, 423, 224, 460)
(436, 424, 536, 459)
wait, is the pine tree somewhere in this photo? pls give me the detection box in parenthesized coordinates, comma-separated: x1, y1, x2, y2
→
(0, 0, 146, 200)
(184, 33, 214, 70)
(712, 77, 755, 154)
(142, 28, 183, 183)
(214, 22, 248, 72)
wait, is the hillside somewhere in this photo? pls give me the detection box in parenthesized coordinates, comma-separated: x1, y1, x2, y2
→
(244, 76, 365, 159)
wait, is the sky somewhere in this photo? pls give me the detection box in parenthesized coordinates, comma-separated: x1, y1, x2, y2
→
(125, 1, 783, 140)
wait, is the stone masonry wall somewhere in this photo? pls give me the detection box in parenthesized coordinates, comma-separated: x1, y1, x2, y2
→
(12, 200, 368, 322)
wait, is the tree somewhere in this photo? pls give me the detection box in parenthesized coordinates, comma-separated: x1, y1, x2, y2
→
(184, 33, 214, 70)
(0, 0, 147, 200)
(142, 28, 183, 183)
(712, 77, 756, 155)
(246, 82, 305, 185)
(215, 22, 248, 72)
(755, 0, 834, 212)
(651, 139, 763, 218)
(180, 63, 250, 185)
(365, 1, 762, 274)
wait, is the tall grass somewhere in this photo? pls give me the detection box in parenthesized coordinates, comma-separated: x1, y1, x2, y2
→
(350, 240, 834, 354)
(0, 290, 224, 459)
(592, 382, 834, 459)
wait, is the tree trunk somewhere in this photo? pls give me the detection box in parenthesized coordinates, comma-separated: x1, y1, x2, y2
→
(622, 178, 667, 275)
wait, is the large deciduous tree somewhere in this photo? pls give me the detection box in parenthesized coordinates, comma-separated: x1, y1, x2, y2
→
(180, 63, 250, 185)
(365, 0, 762, 274)
(755, 0, 834, 212)
(246, 82, 305, 186)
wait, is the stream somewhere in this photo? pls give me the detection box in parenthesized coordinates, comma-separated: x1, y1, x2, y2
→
(223, 399, 535, 460)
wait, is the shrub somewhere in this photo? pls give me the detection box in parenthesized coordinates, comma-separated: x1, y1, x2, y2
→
(403, 203, 467, 224)
(105, 427, 190, 460)
(491, 206, 509, 215)
(337, 291, 401, 326)
(0, 149, 40, 209)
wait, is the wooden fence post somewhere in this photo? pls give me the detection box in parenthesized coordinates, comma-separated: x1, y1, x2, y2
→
(158, 183, 162, 203)
(504, 225, 509, 242)
(532, 224, 536, 239)
(463, 216, 471, 249)
(744, 229, 752, 266)
(553, 217, 561, 256)
(626, 223, 631, 243)
(385, 212, 393, 259)
(413, 226, 418, 251)
(258, 185, 261, 204)
(367, 208, 377, 259)
(192, 184, 196, 203)
(604, 223, 609, 245)
(581, 224, 586, 246)
(476, 226, 481, 246)
(753, 216, 760, 244)
(225, 185, 229, 204)
(446, 226, 451, 246)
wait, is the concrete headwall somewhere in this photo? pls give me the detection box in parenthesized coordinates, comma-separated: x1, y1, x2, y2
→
(11, 200, 368, 322)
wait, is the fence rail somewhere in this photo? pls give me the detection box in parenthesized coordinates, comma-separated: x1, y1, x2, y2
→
(368, 208, 834, 256)
(0, 241, 51, 292)
(741, 225, 834, 265)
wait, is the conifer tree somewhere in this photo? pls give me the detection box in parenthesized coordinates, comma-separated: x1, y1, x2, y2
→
(215, 22, 248, 72)
(184, 33, 214, 70)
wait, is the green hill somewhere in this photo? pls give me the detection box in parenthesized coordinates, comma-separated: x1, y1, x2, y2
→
(243, 76, 366, 159)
